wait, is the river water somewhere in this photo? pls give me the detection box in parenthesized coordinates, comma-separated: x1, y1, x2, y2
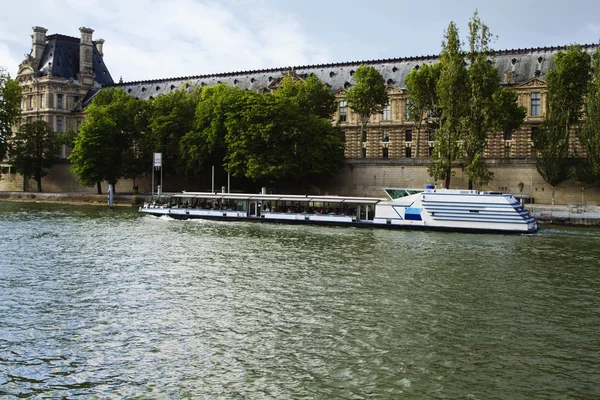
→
(1, 201, 599, 399)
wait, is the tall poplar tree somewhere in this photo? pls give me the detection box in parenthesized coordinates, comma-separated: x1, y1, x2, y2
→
(346, 65, 388, 146)
(461, 12, 526, 189)
(0, 68, 22, 160)
(533, 46, 591, 204)
(429, 21, 468, 189)
(576, 46, 600, 187)
(404, 63, 441, 158)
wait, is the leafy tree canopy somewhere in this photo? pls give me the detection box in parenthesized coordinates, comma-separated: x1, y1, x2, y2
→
(460, 11, 526, 188)
(405, 63, 441, 157)
(70, 87, 147, 192)
(429, 21, 468, 188)
(273, 74, 337, 119)
(534, 45, 591, 203)
(147, 86, 200, 174)
(0, 67, 22, 160)
(224, 90, 345, 183)
(346, 64, 388, 137)
(575, 46, 600, 187)
(10, 120, 60, 192)
(179, 84, 246, 178)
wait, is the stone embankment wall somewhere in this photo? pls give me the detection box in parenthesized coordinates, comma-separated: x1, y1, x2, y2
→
(316, 160, 600, 205)
(2, 160, 600, 206)
(531, 205, 600, 226)
(0, 191, 137, 206)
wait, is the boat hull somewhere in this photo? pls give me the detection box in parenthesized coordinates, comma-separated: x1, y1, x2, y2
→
(139, 207, 537, 234)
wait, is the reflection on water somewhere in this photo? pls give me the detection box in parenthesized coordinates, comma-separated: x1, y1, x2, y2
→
(1, 201, 599, 398)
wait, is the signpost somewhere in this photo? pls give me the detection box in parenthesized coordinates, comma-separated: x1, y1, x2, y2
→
(152, 153, 162, 196)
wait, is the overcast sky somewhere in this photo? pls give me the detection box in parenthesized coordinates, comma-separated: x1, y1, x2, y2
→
(1, 0, 600, 82)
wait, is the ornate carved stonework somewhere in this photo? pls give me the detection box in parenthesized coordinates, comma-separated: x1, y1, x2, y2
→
(267, 67, 306, 91)
(504, 70, 515, 84)
(517, 78, 547, 88)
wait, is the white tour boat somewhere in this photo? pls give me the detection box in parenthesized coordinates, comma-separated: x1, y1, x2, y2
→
(139, 186, 538, 234)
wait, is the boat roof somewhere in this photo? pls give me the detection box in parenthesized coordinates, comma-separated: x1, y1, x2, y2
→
(167, 192, 381, 204)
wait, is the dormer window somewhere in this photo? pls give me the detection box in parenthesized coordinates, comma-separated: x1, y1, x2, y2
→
(382, 104, 391, 121)
(339, 101, 347, 122)
(531, 92, 541, 116)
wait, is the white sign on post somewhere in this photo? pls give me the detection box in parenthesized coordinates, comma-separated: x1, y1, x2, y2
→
(153, 153, 162, 167)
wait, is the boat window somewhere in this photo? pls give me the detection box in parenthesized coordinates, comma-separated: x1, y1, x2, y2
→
(384, 188, 422, 200)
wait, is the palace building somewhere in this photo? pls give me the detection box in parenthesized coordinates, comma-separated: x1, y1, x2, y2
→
(14, 26, 598, 161)
(5, 26, 600, 203)
(15, 26, 113, 160)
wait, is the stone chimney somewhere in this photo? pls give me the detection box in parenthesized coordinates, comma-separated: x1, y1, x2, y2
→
(31, 26, 47, 67)
(79, 27, 94, 75)
(95, 38, 105, 57)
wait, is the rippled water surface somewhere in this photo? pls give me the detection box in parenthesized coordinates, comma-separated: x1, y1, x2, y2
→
(1, 201, 599, 399)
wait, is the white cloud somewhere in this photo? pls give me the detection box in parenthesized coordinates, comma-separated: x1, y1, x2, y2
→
(0, 43, 20, 76)
(0, 0, 333, 82)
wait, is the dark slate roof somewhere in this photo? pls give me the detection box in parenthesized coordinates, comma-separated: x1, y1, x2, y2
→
(107, 43, 599, 100)
(37, 34, 114, 85)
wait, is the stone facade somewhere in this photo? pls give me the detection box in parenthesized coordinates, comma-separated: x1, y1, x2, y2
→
(14, 26, 113, 159)
(5, 26, 600, 204)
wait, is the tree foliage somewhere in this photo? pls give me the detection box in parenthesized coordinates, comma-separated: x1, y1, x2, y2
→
(273, 74, 337, 119)
(224, 92, 344, 183)
(575, 46, 600, 187)
(179, 84, 244, 178)
(428, 21, 468, 189)
(179, 77, 345, 185)
(404, 63, 441, 158)
(70, 88, 147, 193)
(147, 86, 200, 174)
(10, 120, 60, 192)
(461, 12, 526, 189)
(346, 65, 388, 141)
(0, 68, 22, 160)
(410, 13, 525, 189)
(533, 45, 591, 203)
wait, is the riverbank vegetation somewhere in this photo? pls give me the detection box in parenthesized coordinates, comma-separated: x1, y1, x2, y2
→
(0, 67, 22, 160)
(405, 11, 526, 189)
(68, 75, 346, 193)
(5, 12, 600, 197)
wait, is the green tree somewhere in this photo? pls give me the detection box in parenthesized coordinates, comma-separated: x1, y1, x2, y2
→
(179, 84, 245, 178)
(224, 92, 344, 183)
(461, 12, 526, 189)
(70, 88, 146, 193)
(0, 68, 22, 160)
(429, 21, 468, 189)
(273, 74, 337, 119)
(346, 65, 388, 146)
(10, 120, 60, 192)
(575, 46, 600, 187)
(533, 45, 591, 204)
(147, 87, 200, 174)
(404, 63, 441, 158)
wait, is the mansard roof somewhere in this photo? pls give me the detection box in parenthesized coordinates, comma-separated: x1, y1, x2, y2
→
(37, 34, 114, 85)
(107, 43, 599, 100)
